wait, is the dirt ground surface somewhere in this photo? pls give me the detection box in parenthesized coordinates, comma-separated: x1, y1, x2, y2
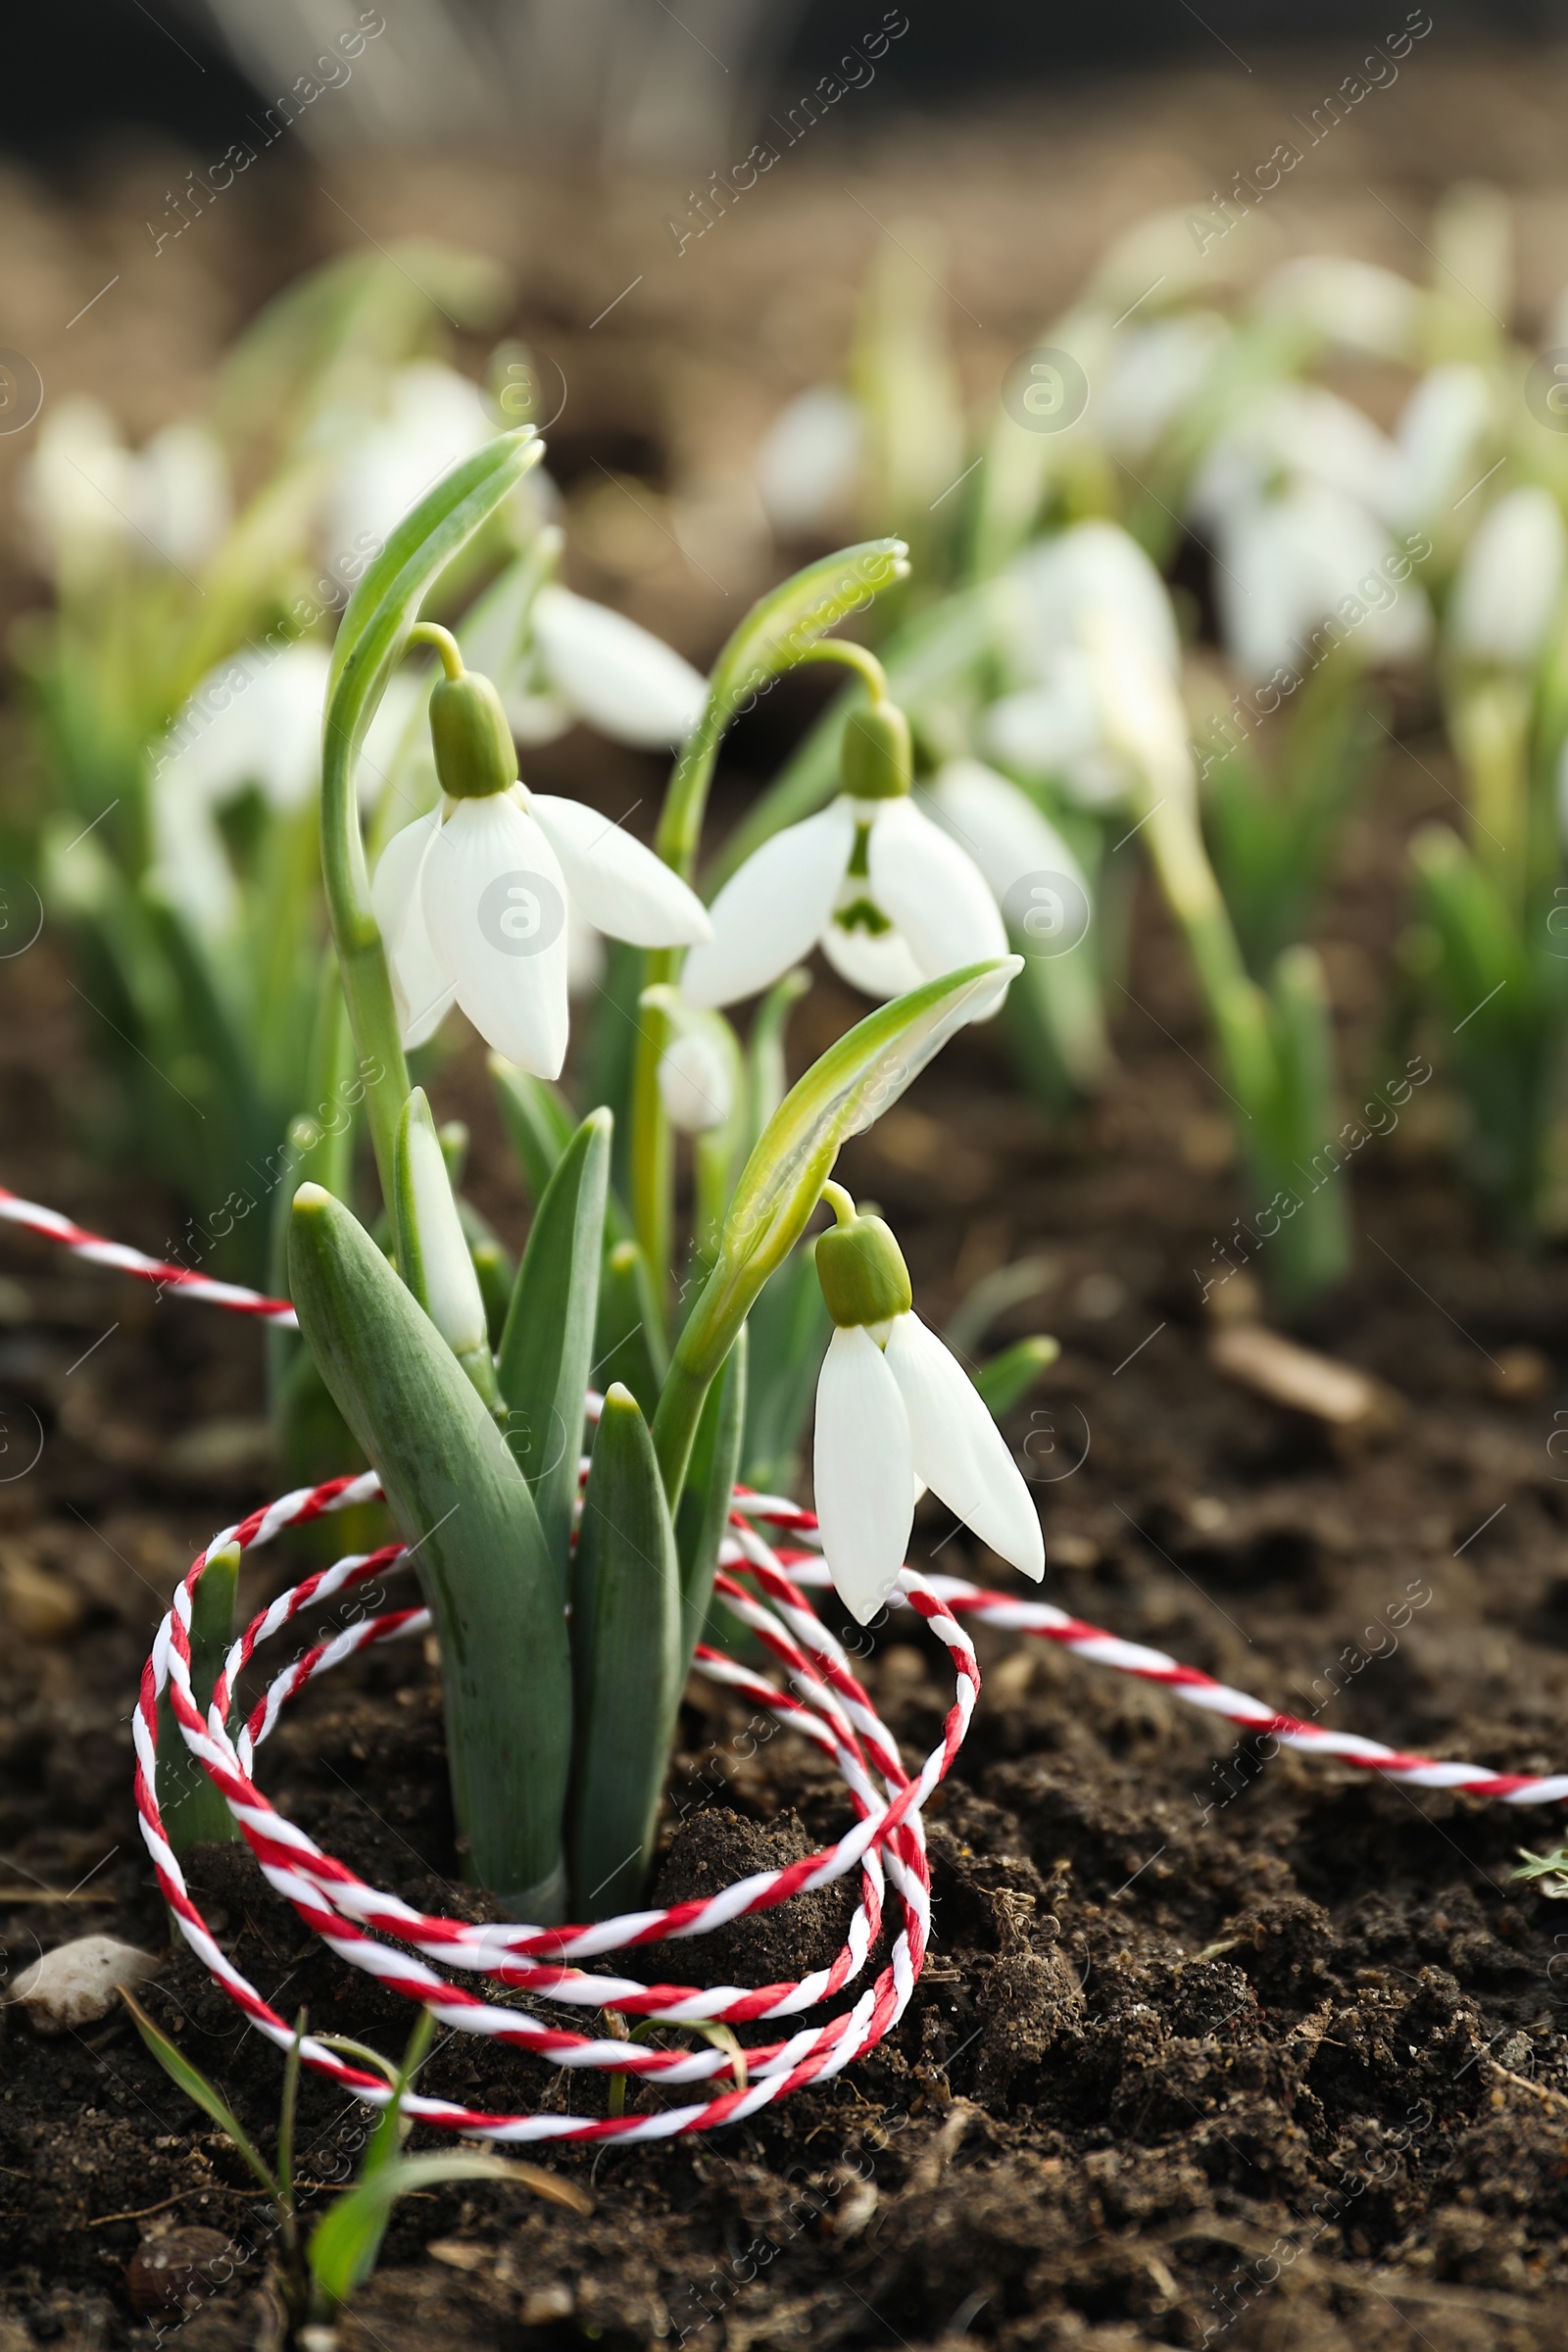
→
(8, 42, 1568, 2352)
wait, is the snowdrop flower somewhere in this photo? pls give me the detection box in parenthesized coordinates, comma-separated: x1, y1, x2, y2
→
(325, 362, 493, 564)
(811, 1184, 1044, 1622)
(520, 582, 707, 750)
(1096, 312, 1229, 460)
(1190, 383, 1401, 530)
(1256, 257, 1421, 363)
(133, 424, 230, 571)
(1447, 485, 1567, 668)
(150, 646, 420, 936)
(371, 632, 710, 1077)
(657, 1022, 736, 1135)
(159, 645, 332, 814)
(24, 398, 229, 588)
(682, 697, 1006, 1010)
(982, 521, 1181, 806)
(921, 758, 1093, 935)
(1394, 364, 1493, 531)
(754, 387, 864, 538)
(1211, 479, 1433, 684)
(461, 535, 709, 752)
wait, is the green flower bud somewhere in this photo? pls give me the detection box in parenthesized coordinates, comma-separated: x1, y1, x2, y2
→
(815, 1183, 912, 1328)
(429, 668, 519, 802)
(840, 699, 911, 802)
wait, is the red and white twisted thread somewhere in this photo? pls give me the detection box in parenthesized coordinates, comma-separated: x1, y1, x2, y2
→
(0, 1186, 298, 1327)
(4, 1186, 1559, 2142)
(134, 1470, 977, 2141)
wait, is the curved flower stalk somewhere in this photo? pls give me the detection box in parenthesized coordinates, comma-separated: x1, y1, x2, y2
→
(1096, 625, 1351, 1307)
(684, 684, 1004, 1009)
(811, 1184, 1043, 1622)
(370, 626, 710, 1076)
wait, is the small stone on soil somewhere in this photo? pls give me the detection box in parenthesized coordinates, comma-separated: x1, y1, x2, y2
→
(9, 1934, 159, 2032)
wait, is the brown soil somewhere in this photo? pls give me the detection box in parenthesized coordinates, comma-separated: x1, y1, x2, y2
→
(5, 708, 1568, 2351)
(8, 53, 1568, 2352)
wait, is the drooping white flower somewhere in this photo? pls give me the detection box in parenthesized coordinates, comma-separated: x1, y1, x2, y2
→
(681, 701, 1006, 1010)
(324, 361, 493, 563)
(149, 644, 420, 938)
(1447, 484, 1567, 668)
(134, 423, 231, 571)
(753, 387, 864, 538)
(460, 538, 709, 752)
(657, 1025, 736, 1135)
(1096, 312, 1230, 460)
(24, 398, 230, 587)
(527, 584, 707, 749)
(811, 1185, 1044, 1622)
(1189, 383, 1402, 529)
(1211, 480, 1433, 684)
(371, 650, 710, 1076)
(1255, 256, 1421, 363)
(1394, 364, 1493, 530)
(982, 521, 1183, 806)
(159, 645, 332, 814)
(921, 758, 1092, 933)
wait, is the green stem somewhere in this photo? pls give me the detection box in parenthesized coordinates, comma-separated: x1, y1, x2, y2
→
(319, 720, 411, 1207)
(795, 640, 889, 703)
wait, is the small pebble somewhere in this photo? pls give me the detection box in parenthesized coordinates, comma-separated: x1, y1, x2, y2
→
(10, 1934, 159, 2033)
(126, 2228, 232, 2317)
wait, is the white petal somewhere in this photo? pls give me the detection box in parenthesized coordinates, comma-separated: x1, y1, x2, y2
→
(1449, 485, 1567, 666)
(923, 759, 1089, 907)
(371, 810, 456, 1049)
(160, 645, 329, 813)
(135, 422, 230, 571)
(1257, 256, 1420, 363)
(820, 915, 926, 999)
(753, 386, 864, 536)
(812, 1326, 914, 1624)
(866, 796, 1007, 983)
(1005, 521, 1180, 681)
(421, 796, 569, 1079)
(532, 585, 708, 750)
(884, 1312, 1044, 1581)
(682, 800, 856, 1009)
(530, 793, 710, 948)
(658, 1029, 734, 1133)
(324, 362, 492, 562)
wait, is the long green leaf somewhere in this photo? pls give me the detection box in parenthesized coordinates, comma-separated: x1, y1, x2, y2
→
(675, 1326, 747, 1668)
(592, 1238, 669, 1419)
(657, 538, 910, 879)
(289, 1184, 569, 1918)
(122, 1990, 276, 2197)
(569, 1385, 683, 1919)
(497, 1109, 611, 1575)
(652, 955, 1020, 1500)
(309, 2151, 589, 2304)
